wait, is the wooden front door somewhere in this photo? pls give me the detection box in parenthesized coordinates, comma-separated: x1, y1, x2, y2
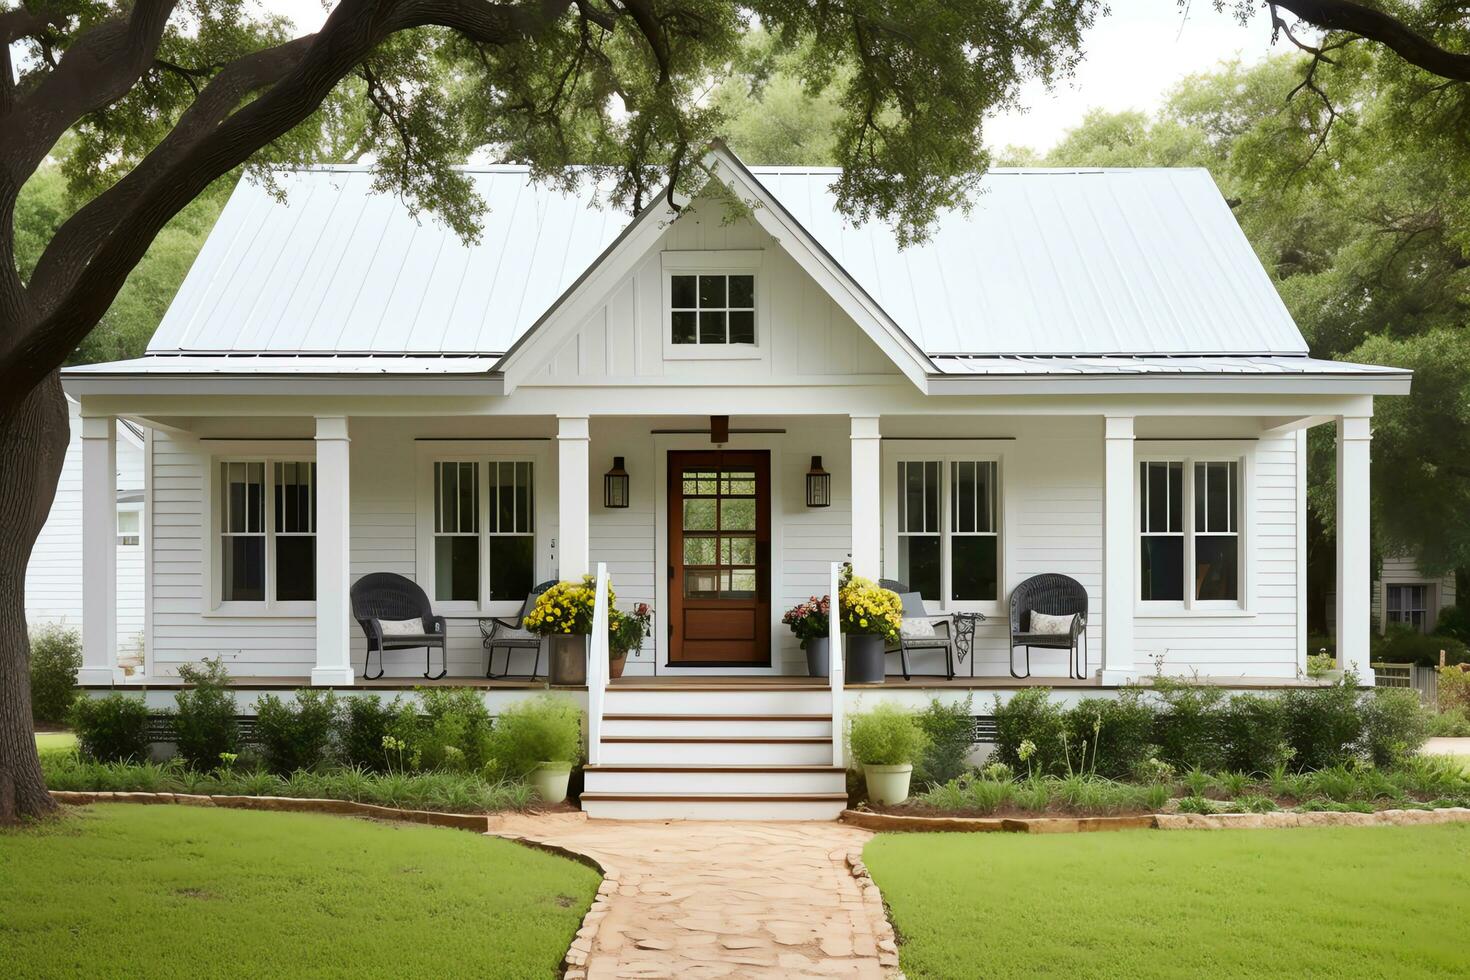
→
(667, 451, 771, 665)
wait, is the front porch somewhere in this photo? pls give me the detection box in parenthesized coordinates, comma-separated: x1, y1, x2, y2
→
(68, 401, 1376, 689)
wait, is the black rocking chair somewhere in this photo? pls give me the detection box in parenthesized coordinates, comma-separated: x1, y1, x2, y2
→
(350, 572, 448, 680)
(1008, 573, 1089, 679)
(481, 580, 557, 679)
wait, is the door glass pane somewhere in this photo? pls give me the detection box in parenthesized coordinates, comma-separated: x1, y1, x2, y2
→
(721, 471, 756, 495)
(684, 570, 719, 599)
(684, 537, 717, 565)
(720, 497, 756, 531)
(683, 471, 718, 496)
(488, 536, 534, 602)
(682, 498, 717, 531)
(952, 536, 998, 602)
(723, 537, 756, 566)
(1195, 536, 1238, 601)
(898, 535, 941, 602)
(1141, 536, 1184, 601)
(727, 569, 757, 598)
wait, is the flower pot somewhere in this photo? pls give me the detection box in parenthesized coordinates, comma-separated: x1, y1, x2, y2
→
(863, 763, 913, 805)
(845, 634, 886, 684)
(805, 637, 830, 678)
(609, 654, 627, 679)
(530, 761, 572, 805)
(548, 634, 588, 686)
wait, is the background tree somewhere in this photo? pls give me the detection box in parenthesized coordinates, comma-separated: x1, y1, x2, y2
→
(0, 0, 1102, 822)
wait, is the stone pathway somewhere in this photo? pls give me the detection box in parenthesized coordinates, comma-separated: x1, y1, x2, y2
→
(487, 814, 898, 979)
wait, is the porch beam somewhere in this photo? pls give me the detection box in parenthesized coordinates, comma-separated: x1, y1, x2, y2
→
(311, 416, 355, 686)
(1101, 415, 1135, 682)
(850, 415, 882, 578)
(78, 414, 119, 685)
(1259, 414, 1334, 437)
(1335, 414, 1373, 681)
(558, 416, 590, 580)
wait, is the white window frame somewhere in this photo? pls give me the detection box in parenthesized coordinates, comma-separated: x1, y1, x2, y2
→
(660, 250, 768, 362)
(205, 449, 317, 617)
(415, 441, 553, 617)
(1135, 444, 1254, 616)
(881, 441, 1008, 616)
(116, 504, 142, 548)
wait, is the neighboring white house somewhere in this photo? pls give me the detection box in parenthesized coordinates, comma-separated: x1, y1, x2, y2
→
(60, 146, 1411, 817)
(25, 397, 147, 672)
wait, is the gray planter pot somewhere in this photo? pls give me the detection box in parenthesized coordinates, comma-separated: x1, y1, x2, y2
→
(845, 634, 886, 684)
(548, 634, 587, 686)
(805, 636, 830, 678)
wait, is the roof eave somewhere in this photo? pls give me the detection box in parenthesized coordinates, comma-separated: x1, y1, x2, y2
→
(925, 373, 1412, 397)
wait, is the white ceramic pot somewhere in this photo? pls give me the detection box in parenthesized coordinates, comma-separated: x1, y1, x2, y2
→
(863, 763, 914, 805)
(531, 761, 573, 804)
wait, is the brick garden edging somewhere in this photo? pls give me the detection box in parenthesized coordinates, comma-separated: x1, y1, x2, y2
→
(51, 789, 501, 831)
(842, 806, 1470, 834)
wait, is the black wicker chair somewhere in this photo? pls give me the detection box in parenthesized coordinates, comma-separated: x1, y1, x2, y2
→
(878, 579, 957, 681)
(481, 580, 557, 679)
(1008, 573, 1088, 679)
(350, 572, 448, 680)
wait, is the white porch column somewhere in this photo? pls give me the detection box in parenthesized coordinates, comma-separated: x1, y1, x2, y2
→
(849, 415, 881, 578)
(1101, 416, 1136, 682)
(311, 416, 354, 686)
(557, 416, 590, 580)
(78, 415, 118, 685)
(1336, 414, 1373, 681)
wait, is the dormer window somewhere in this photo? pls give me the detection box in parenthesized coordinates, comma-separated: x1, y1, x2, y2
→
(671, 273, 755, 345)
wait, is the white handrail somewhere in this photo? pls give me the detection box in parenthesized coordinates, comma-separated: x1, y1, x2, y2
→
(829, 562, 845, 768)
(587, 562, 610, 766)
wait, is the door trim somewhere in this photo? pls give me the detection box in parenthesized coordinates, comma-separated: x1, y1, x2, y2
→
(653, 432, 786, 675)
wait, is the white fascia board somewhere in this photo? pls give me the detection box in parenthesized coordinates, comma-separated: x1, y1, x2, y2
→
(707, 144, 934, 391)
(926, 373, 1412, 397)
(493, 196, 682, 393)
(62, 372, 507, 398)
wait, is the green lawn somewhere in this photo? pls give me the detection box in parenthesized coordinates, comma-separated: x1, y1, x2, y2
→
(0, 804, 598, 978)
(867, 826, 1470, 979)
(33, 731, 76, 758)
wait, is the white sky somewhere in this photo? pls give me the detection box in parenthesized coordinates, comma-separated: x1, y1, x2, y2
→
(259, 0, 1287, 155)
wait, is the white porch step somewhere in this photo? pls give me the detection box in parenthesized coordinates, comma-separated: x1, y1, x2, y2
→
(602, 687, 830, 716)
(584, 764, 847, 795)
(597, 735, 834, 765)
(580, 793, 849, 821)
(601, 714, 832, 738)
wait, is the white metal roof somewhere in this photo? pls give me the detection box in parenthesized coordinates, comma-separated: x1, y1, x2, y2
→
(143, 160, 1310, 361)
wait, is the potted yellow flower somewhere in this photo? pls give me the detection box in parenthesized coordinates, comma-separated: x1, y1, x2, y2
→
(523, 575, 614, 686)
(837, 567, 901, 684)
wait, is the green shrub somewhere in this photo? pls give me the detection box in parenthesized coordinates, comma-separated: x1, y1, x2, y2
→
(29, 622, 82, 725)
(1439, 665, 1470, 715)
(1152, 678, 1227, 772)
(340, 695, 400, 771)
(415, 687, 498, 773)
(490, 694, 584, 775)
(1220, 693, 1292, 774)
(1281, 679, 1363, 771)
(848, 703, 929, 767)
(69, 694, 150, 763)
(171, 658, 239, 770)
(913, 696, 974, 787)
(992, 689, 1066, 776)
(1432, 604, 1470, 645)
(1428, 707, 1470, 737)
(1372, 624, 1469, 667)
(1305, 652, 1337, 678)
(1359, 688, 1431, 768)
(1066, 691, 1156, 780)
(920, 772, 1016, 814)
(1176, 795, 1216, 815)
(254, 690, 340, 775)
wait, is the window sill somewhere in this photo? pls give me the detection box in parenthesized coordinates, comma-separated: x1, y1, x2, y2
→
(663, 345, 765, 361)
(1136, 606, 1254, 619)
(203, 603, 316, 619)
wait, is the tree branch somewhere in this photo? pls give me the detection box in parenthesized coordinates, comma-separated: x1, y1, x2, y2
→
(1272, 0, 1470, 82)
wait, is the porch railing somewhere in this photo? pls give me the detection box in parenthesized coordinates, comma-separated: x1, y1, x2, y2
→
(830, 561, 845, 768)
(587, 562, 610, 765)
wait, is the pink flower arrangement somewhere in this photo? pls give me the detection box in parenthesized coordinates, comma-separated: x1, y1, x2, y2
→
(782, 595, 831, 649)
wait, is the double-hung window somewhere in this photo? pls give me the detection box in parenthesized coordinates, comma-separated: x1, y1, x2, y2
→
(1386, 584, 1430, 633)
(893, 456, 1001, 607)
(431, 459, 536, 606)
(1139, 458, 1241, 607)
(218, 459, 316, 607)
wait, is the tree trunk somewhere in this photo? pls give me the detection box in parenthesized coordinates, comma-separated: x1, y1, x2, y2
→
(0, 373, 69, 823)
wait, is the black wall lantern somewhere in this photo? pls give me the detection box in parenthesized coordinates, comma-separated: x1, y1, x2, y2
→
(806, 455, 831, 508)
(603, 457, 630, 508)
